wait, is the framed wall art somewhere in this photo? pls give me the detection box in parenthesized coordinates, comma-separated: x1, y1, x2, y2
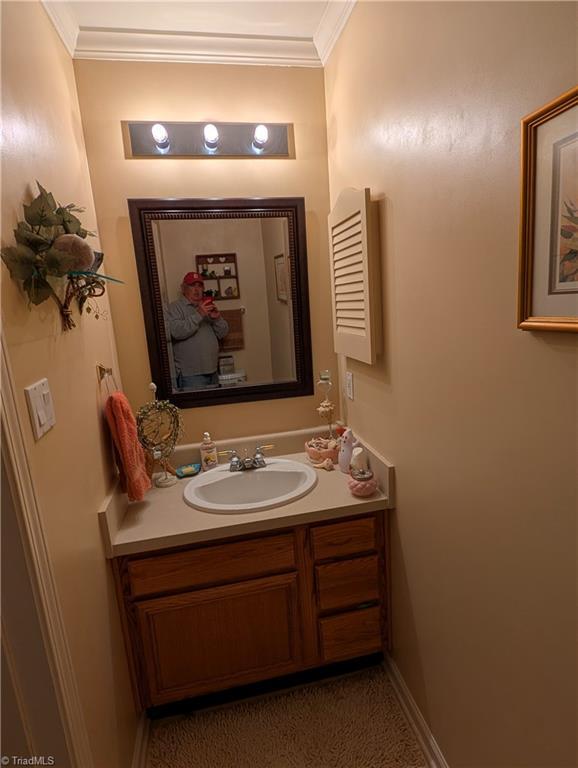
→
(274, 253, 288, 302)
(518, 85, 578, 332)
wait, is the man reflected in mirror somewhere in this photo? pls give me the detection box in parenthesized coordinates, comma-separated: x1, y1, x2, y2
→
(166, 272, 229, 389)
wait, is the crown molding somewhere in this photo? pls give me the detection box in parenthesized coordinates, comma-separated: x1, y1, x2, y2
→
(40, 2, 356, 68)
(314, 0, 356, 65)
(74, 28, 322, 67)
(41, 1, 78, 57)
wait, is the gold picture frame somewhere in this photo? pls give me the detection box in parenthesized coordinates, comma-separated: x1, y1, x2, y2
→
(518, 85, 578, 332)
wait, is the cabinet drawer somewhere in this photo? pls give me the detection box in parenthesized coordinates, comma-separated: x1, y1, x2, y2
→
(127, 533, 295, 598)
(316, 555, 379, 612)
(319, 607, 382, 662)
(311, 517, 376, 561)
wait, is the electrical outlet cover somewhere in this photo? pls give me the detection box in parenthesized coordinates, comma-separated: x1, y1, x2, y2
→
(346, 371, 354, 400)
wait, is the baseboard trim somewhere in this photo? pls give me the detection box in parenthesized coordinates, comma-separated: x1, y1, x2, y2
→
(386, 656, 450, 768)
(131, 714, 150, 768)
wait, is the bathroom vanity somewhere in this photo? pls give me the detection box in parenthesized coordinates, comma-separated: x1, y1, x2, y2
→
(103, 450, 393, 710)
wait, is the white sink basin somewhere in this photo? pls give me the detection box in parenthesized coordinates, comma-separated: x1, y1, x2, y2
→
(183, 458, 318, 514)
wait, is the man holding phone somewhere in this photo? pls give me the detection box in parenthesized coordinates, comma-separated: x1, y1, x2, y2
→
(166, 272, 229, 389)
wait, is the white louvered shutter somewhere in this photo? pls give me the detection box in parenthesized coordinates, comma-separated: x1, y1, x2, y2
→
(328, 188, 381, 364)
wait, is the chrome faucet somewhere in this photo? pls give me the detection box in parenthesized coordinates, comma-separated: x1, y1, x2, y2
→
(220, 444, 274, 472)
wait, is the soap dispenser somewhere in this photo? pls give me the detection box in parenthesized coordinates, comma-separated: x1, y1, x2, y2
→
(200, 432, 218, 471)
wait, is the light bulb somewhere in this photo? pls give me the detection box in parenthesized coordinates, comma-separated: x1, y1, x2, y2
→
(151, 123, 169, 148)
(253, 124, 269, 148)
(203, 123, 219, 149)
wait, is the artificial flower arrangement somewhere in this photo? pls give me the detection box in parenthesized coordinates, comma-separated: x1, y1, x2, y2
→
(1, 182, 121, 330)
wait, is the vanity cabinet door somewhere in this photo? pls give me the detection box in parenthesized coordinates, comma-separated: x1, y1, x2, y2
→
(136, 573, 301, 706)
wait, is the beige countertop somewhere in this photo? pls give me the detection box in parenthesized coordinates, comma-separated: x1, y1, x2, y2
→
(103, 452, 389, 557)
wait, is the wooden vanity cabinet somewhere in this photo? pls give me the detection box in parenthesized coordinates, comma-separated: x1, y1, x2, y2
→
(113, 512, 389, 709)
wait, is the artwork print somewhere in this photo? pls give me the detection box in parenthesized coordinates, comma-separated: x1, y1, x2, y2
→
(549, 131, 578, 294)
(274, 254, 288, 302)
(518, 87, 578, 332)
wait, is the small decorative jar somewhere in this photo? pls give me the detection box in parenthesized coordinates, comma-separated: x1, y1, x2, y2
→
(347, 467, 378, 497)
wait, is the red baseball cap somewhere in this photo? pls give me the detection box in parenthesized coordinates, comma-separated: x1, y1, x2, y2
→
(183, 272, 204, 286)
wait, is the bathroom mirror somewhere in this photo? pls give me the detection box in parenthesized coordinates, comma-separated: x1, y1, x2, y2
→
(128, 197, 313, 408)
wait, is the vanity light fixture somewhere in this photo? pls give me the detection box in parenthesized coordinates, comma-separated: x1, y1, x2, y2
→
(252, 124, 269, 151)
(151, 123, 170, 153)
(124, 121, 293, 158)
(203, 123, 219, 150)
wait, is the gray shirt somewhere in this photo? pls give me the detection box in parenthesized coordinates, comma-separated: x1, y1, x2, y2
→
(166, 297, 229, 376)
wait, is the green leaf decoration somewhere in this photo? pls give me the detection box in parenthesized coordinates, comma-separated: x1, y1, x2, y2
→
(14, 221, 52, 251)
(562, 213, 578, 226)
(23, 273, 53, 305)
(36, 182, 57, 211)
(1, 245, 37, 280)
(60, 203, 86, 214)
(44, 247, 78, 277)
(5, 184, 120, 326)
(39, 224, 63, 240)
(55, 206, 83, 235)
(23, 183, 60, 227)
(23, 202, 56, 228)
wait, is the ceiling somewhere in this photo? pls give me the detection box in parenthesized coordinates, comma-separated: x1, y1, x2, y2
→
(41, 1, 356, 67)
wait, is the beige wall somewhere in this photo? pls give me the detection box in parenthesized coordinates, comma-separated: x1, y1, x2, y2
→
(325, 2, 577, 765)
(1, 3, 138, 767)
(262, 218, 295, 380)
(73, 60, 335, 439)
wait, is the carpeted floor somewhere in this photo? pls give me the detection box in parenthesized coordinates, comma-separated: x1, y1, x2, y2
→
(146, 665, 427, 768)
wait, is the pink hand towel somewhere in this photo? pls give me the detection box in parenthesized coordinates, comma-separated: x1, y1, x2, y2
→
(105, 392, 151, 502)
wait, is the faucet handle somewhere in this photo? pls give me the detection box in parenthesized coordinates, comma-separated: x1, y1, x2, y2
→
(218, 449, 243, 471)
(253, 444, 274, 467)
(255, 443, 275, 454)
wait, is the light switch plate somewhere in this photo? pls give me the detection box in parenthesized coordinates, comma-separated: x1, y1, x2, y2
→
(345, 371, 354, 400)
(24, 378, 56, 440)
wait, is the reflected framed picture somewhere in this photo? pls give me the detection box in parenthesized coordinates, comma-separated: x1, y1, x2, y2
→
(274, 253, 288, 302)
(518, 86, 578, 332)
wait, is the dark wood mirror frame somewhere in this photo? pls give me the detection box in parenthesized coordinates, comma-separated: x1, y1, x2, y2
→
(128, 197, 314, 408)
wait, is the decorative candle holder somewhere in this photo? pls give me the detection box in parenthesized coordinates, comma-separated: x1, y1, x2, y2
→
(316, 370, 335, 438)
